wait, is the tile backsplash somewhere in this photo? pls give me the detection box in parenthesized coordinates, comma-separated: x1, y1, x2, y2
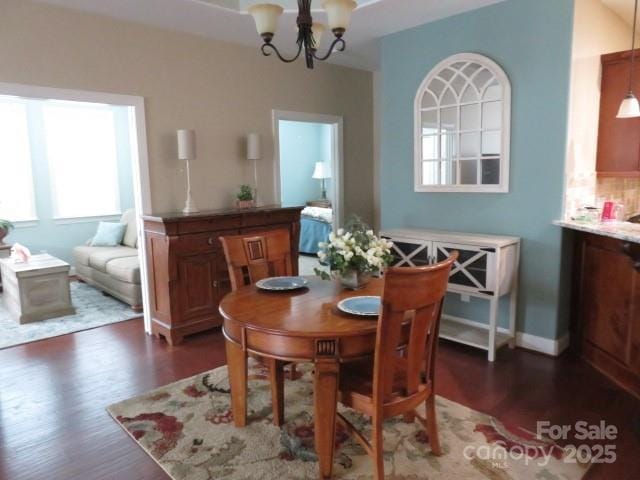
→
(596, 177, 640, 217)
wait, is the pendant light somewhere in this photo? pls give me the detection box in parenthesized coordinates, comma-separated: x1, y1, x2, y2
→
(248, 0, 356, 69)
(618, 0, 640, 118)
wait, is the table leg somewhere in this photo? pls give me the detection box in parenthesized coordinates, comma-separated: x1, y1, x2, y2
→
(314, 358, 339, 479)
(266, 357, 285, 426)
(225, 338, 247, 427)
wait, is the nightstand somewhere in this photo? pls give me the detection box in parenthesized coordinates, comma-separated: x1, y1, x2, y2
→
(306, 200, 332, 208)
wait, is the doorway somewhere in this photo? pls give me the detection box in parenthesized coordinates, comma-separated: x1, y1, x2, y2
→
(0, 82, 152, 338)
(272, 110, 343, 275)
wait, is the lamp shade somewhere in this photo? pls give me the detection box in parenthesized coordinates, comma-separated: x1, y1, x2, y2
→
(617, 93, 640, 118)
(247, 133, 261, 160)
(322, 0, 357, 32)
(248, 3, 283, 36)
(177, 129, 196, 160)
(312, 162, 331, 179)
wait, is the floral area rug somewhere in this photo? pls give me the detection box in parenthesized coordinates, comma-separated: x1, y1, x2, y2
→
(0, 281, 140, 349)
(108, 362, 590, 480)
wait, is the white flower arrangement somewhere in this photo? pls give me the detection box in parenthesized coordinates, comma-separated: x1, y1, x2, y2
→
(314, 216, 394, 280)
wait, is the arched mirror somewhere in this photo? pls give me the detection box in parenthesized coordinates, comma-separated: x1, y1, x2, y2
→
(414, 53, 511, 192)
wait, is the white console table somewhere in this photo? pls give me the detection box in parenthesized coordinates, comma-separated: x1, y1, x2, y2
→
(380, 228, 520, 361)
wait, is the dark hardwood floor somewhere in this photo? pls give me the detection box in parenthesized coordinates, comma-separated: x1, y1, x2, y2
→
(1, 319, 638, 479)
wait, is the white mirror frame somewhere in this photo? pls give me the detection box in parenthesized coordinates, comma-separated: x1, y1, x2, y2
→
(414, 53, 511, 193)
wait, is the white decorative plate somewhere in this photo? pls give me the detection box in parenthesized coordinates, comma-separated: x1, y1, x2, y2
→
(337, 296, 381, 316)
(256, 276, 308, 291)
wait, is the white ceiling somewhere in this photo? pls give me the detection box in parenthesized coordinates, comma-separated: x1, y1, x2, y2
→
(33, 0, 505, 71)
(197, 0, 381, 12)
(603, 0, 640, 29)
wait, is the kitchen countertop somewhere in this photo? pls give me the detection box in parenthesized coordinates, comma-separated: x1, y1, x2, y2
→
(554, 219, 640, 244)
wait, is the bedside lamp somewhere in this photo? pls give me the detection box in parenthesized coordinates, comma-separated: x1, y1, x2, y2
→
(177, 129, 199, 214)
(312, 161, 331, 200)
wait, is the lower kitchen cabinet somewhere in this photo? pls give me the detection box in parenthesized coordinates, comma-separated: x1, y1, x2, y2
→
(572, 232, 640, 398)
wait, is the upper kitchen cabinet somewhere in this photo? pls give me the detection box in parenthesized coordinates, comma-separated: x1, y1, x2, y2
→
(597, 49, 640, 177)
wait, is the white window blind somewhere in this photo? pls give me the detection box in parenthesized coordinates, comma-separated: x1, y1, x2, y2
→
(43, 102, 121, 219)
(0, 99, 37, 222)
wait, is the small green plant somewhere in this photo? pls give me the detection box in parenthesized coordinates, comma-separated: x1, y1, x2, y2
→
(0, 219, 14, 231)
(236, 185, 254, 201)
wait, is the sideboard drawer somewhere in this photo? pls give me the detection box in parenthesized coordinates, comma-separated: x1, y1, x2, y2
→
(177, 216, 243, 234)
(241, 210, 295, 228)
(175, 230, 239, 254)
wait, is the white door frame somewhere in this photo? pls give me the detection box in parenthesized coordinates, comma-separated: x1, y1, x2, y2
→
(272, 110, 344, 230)
(0, 82, 153, 333)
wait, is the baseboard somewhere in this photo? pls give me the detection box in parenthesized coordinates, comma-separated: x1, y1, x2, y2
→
(442, 314, 569, 357)
(516, 331, 570, 356)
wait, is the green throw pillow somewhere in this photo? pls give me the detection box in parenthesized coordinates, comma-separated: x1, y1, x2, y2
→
(91, 222, 126, 247)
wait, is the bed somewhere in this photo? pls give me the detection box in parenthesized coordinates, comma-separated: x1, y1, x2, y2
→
(299, 206, 333, 254)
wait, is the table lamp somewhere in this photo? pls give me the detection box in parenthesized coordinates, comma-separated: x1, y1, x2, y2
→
(177, 129, 199, 214)
(247, 133, 261, 205)
(312, 161, 331, 200)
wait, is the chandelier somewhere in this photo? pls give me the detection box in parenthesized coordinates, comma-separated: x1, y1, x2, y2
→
(248, 0, 357, 69)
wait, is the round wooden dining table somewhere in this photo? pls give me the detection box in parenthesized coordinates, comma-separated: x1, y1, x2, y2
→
(219, 276, 386, 480)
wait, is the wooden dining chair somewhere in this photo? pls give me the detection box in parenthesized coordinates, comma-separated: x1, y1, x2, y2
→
(219, 228, 296, 426)
(336, 252, 457, 479)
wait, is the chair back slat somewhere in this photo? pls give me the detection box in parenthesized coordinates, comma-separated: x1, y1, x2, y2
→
(219, 229, 293, 291)
(372, 253, 457, 404)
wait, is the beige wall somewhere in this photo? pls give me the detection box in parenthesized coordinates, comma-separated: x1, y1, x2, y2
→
(564, 0, 635, 217)
(0, 0, 374, 222)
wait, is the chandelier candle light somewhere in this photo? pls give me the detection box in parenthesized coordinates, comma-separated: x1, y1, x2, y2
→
(248, 0, 357, 69)
(618, 0, 640, 118)
(177, 129, 199, 214)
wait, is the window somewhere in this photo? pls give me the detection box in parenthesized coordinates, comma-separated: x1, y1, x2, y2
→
(43, 101, 121, 218)
(414, 53, 511, 192)
(0, 98, 37, 221)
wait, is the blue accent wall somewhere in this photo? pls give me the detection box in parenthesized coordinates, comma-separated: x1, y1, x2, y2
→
(279, 120, 333, 206)
(6, 106, 135, 264)
(379, 0, 574, 340)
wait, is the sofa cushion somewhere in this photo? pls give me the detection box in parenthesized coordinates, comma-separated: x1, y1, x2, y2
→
(105, 256, 140, 284)
(73, 246, 127, 267)
(120, 209, 138, 248)
(90, 222, 126, 246)
(87, 246, 138, 273)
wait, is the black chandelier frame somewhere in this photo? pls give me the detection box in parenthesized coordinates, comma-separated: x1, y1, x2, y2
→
(259, 0, 346, 69)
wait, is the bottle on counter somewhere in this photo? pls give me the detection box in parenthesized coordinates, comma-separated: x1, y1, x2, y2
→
(601, 201, 625, 222)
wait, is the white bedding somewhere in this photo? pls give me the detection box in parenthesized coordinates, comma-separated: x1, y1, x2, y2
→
(301, 206, 333, 224)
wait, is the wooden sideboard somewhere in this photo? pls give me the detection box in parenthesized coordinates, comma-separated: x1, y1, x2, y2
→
(571, 232, 640, 398)
(143, 206, 302, 345)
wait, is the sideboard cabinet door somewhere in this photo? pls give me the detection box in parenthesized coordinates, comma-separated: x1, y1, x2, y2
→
(176, 254, 219, 322)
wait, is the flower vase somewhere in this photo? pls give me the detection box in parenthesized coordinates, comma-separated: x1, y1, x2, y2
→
(338, 270, 372, 290)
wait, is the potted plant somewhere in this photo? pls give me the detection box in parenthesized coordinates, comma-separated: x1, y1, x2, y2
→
(235, 184, 255, 209)
(315, 216, 394, 289)
(0, 219, 14, 246)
